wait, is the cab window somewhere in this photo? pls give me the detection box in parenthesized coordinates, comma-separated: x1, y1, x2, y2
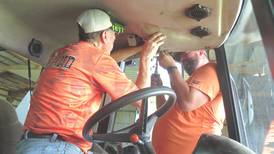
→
(223, 0, 274, 153)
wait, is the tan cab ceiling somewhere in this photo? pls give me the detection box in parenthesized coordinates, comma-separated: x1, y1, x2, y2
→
(0, 0, 242, 65)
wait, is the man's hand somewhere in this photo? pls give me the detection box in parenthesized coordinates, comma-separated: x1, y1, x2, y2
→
(141, 32, 166, 60)
(151, 74, 163, 87)
(159, 51, 177, 69)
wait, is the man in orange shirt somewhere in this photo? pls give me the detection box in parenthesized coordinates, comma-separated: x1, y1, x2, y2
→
(152, 50, 225, 154)
(16, 9, 166, 154)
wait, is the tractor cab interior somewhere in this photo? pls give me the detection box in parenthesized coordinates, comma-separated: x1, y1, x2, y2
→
(1, 0, 274, 154)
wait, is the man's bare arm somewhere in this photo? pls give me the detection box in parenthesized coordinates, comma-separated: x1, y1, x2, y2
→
(135, 32, 166, 89)
(159, 52, 209, 112)
(111, 46, 142, 62)
(168, 69, 209, 111)
(110, 33, 166, 109)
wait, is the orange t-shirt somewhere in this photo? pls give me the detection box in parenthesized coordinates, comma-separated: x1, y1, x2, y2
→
(24, 41, 138, 152)
(152, 63, 225, 154)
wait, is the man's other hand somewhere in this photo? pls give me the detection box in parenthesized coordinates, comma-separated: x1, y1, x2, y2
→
(141, 32, 166, 59)
(159, 51, 177, 69)
(151, 74, 163, 87)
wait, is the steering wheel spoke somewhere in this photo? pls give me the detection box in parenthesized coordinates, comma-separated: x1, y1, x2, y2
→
(146, 115, 158, 136)
(138, 98, 149, 135)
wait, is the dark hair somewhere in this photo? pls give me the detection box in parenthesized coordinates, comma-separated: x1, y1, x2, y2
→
(78, 24, 104, 43)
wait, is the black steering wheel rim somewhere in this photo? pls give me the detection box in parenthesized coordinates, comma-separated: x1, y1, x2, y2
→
(83, 86, 176, 143)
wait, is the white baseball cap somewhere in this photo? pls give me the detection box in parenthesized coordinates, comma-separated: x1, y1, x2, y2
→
(77, 9, 112, 33)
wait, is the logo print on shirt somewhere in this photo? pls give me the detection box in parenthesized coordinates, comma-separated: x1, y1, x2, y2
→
(47, 52, 76, 70)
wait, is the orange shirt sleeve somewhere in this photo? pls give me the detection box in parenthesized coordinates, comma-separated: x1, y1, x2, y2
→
(187, 63, 220, 101)
(92, 54, 138, 100)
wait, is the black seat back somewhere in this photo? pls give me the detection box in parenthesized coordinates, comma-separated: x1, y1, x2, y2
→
(193, 134, 255, 154)
(0, 99, 23, 154)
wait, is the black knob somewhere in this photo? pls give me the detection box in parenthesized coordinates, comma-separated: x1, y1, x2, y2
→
(185, 4, 211, 21)
(190, 26, 210, 38)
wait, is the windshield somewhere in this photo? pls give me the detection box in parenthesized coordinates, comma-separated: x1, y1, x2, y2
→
(224, 0, 274, 153)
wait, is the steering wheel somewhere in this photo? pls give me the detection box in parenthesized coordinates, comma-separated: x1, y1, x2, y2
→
(83, 86, 176, 154)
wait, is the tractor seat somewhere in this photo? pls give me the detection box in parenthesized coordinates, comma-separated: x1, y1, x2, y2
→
(0, 99, 23, 154)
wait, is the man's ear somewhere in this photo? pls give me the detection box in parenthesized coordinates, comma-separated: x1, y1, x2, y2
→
(100, 30, 108, 44)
